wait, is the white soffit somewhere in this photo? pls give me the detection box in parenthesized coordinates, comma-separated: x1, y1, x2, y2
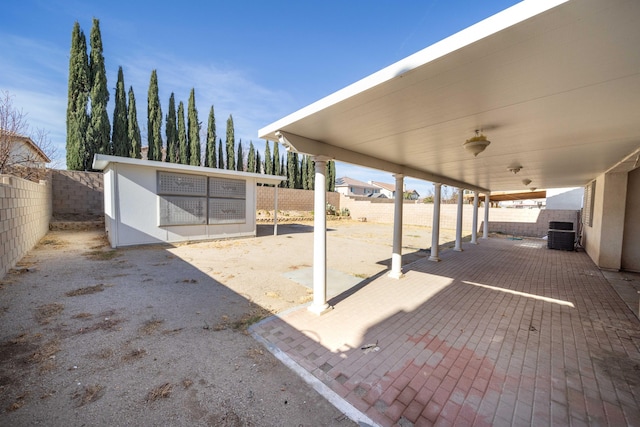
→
(259, 0, 640, 192)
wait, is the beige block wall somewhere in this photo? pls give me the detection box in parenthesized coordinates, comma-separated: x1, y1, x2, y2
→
(622, 167, 640, 272)
(341, 194, 578, 236)
(51, 170, 104, 217)
(0, 175, 52, 278)
(257, 186, 340, 211)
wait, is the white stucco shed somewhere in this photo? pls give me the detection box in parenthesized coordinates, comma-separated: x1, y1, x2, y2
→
(92, 155, 284, 248)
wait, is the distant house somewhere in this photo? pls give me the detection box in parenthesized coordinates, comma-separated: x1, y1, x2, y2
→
(370, 181, 396, 198)
(0, 130, 51, 173)
(335, 176, 381, 197)
(404, 189, 420, 200)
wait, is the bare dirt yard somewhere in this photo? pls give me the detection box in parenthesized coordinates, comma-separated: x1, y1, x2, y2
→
(0, 220, 456, 426)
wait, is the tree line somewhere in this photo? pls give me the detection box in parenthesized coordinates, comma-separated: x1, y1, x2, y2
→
(65, 18, 336, 191)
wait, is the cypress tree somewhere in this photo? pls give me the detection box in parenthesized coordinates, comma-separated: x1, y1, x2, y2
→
(87, 18, 111, 168)
(112, 66, 128, 157)
(127, 86, 141, 159)
(236, 140, 244, 171)
(166, 93, 177, 162)
(147, 70, 163, 161)
(301, 156, 308, 190)
(307, 156, 315, 189)
(177, 101, 188, 164)
(187, 88, 200, 166)
(273, 142, 280, 176)
(205, 105, 216, 167)
(226, 115, 235, 170)
(256, 150, 262, 174)
(217, 138, 224, 169)
(279, 155, 286, 187)
(287, 152, 295, 189)
(66, 22, 90, 170)
(247, 141, 256, 173)
(264, 141, 272, 175)
(327, 160, 336, 192)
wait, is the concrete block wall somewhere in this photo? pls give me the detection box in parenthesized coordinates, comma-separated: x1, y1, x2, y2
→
(340, 194, 579, 236)
(51, 170, 104, 217)
(0, 175, 52, 278)
(257, 186, 340, 211)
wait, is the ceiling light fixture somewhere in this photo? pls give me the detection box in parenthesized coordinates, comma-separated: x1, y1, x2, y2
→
(522, 179, 532, 186)
(507, 166, 522, 174)
(463, 130, 491, 157)
(530, 187, 537, 192)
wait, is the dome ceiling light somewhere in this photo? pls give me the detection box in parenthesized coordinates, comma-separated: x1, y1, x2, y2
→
(463, 130, 491, 157)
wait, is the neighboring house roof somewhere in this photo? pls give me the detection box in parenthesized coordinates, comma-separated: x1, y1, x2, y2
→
(0, 129, 51, 164)
(370, 181, 395, 192)
(335, 176, 378, 190)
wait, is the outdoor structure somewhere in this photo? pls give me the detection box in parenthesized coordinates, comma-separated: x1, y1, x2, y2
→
(92, 155, 284, 248)
(259, 0, 640, 314)
(335, 176, 382, 197)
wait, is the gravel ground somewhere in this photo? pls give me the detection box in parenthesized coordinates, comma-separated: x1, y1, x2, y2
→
(0, 220, 453, 426)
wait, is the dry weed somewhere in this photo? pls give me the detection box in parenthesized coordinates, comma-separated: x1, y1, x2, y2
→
(182, 379, 193, 389)
(246, 347, 264, 361)
(75, 384, 104, 406)
(76, 318, 123, 334)
(29, 339, 60, 364)
(92, 347, 113, 359)
(5, 392, 28, 412)
(122, 348, 146, 361)
(84, 250, 119, 261)
(37, 237, 66, 248)
(139, 319, 164, 335)
(147, 383, 172, 402)
(35, 303, 64, 325)
(72, 312, 93, 319)
(65, 284, 104, 297)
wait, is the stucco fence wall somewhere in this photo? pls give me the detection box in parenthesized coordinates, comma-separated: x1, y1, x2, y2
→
(0, 175, 52, 278)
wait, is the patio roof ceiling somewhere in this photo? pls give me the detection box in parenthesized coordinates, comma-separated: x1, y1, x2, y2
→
(259, 0, 640, 193)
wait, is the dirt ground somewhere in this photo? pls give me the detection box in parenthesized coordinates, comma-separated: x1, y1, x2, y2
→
(0, 219, 457, 426)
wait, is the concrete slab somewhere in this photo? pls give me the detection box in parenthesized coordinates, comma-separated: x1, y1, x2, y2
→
(283, 267, 364, 298)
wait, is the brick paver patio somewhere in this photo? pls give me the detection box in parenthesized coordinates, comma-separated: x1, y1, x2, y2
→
(251, 237, 640, 426)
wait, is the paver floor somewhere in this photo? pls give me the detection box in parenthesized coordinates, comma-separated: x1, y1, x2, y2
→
(251, 237, 640, 426)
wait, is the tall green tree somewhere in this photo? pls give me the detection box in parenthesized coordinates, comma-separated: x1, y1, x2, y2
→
(225, 115, 235, 170)
(127, 86, 141, 159)
(112, 66, 128, 157)
(177, 101, 188, 165)
(326, 160, 336, 192)
(87, 18, 111, 168)
(307, 156, 315, 189)
(247, 141, 256, 173)
(264, 141, 272, 176)
(217, 138, 224, 169)
(205, 105, 216, 167)
(147, 70, 163, 161)
(187, 88, 200, 166)
(286, 152, 295, 189)
(301, 156, 308, 190)
(273, 141, 280, 176)
(166, 93, 177, 163)
(66, 22, 90, 170)
(236, 140, 244, 171)
(256, 150, 262, 174)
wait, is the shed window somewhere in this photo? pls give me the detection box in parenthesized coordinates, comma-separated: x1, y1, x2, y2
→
(583, 180, 596, 227)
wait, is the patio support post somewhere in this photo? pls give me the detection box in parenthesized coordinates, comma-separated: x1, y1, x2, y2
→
(471, 191, 479, 244)
(454, 188, 464, 251)
(429, 183, 442, 262)
(389, 174, 404, 279)
(483, 193, 490, 239)
(309, 156, 331, 315)
(273, 185, 278, 236)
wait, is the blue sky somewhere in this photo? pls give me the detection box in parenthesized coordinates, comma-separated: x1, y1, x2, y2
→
(1, 0, 520, 197)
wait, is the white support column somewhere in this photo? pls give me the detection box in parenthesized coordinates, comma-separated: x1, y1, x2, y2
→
(483, 193, 490, 239)
(454, 188, 464, 252)
(273, 185, 278, 236)
(471, 191, 479, 244)
(429, 183, 442, 262)
(389, 174, 404, 279)
(308, 157, 331, 315)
